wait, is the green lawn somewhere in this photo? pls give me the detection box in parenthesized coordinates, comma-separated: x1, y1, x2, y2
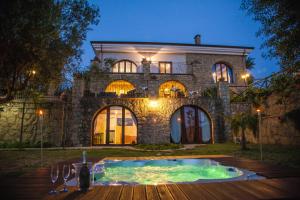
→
(0, 143, 299, 177)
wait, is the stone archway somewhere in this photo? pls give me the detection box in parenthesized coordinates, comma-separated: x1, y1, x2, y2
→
(92, 105, 138, 145)
(170, 105, 212, 144)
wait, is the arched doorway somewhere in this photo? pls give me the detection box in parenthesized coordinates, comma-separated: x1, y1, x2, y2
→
(170, 106, 212, 144)
(93, 106, 137, 145)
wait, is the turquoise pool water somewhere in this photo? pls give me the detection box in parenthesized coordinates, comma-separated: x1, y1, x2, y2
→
(93, 159, 245, 185)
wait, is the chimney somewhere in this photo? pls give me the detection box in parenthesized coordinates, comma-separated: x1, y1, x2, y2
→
(194, 34, 201, 45)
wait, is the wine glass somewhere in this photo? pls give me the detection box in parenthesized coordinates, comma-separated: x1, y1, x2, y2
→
(49, 165, 59, 195)
(60, 164, 70, 192)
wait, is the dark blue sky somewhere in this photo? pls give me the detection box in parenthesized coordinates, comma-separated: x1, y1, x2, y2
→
(81, 0, 279, 78)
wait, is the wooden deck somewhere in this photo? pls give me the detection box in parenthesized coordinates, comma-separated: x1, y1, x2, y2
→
(1, 155, 300, 200)
(43, 177, 300, 200)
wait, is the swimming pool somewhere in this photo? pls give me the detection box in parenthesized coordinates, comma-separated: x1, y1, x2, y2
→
(91, 158, 264, 185)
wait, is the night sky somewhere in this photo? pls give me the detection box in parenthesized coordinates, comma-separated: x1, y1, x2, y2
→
(81, 0, 279, 79)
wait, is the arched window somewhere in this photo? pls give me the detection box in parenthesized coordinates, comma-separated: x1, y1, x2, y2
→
(159, 81, 187, 97)
(170, 106, 212, 144)
(93, 106, 137, 145)
(212, 63, 234, 83)
(105, 80, 135, 96)
(112, 60, 137, 73)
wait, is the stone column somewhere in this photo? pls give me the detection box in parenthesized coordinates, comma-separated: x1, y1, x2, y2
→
(70, 74, 85, 146)
(217, 81, 231, 142)
(141, 59, 153, 97)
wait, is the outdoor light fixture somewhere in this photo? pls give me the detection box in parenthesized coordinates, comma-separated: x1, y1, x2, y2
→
(241, 73, 250, 79)
(142, 57, 152, 64)
(256, 108, 263, 161)
(32, 70, 36, 75)
(242, 73, 250, 86)
(37, 109, 44, 167)
(149, 100, 159, 108)
(38, 109, 44, 116)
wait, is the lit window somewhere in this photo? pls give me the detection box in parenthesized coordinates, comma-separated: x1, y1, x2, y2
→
(159, 81, 187, 97)
(105, 80, 135, 96)
(212, 63, 233, 83)
(159, 62, 172, 74)
(112, 60, 137, 73)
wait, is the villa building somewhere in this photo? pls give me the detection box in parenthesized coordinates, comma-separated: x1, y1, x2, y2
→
(70, 35, 253, 146)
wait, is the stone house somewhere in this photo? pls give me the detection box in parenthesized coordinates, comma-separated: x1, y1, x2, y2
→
(70, 35, 253, 146)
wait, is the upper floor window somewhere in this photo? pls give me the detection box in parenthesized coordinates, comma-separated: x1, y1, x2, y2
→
(159, 62, 172, 74)
(112, 60, 137, 73)
(212, 63, 233, 83)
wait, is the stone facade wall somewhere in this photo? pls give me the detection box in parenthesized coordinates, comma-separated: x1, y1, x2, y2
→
(258, 93, 300, 145)
(69, 53, 245, 146)
(186, 53, 247, 90)
(71, 97, 222, 146)
(0, 99, 67, 146)
(230, 93, 300, 145)
(86, 53, 246, 97)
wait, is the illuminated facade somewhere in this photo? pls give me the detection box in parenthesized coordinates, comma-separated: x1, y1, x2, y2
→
(70, 36, 253, 146)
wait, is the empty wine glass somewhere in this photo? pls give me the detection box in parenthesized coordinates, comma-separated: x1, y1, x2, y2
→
(49, 165, 59, 195)
(60, 164, 70, 192)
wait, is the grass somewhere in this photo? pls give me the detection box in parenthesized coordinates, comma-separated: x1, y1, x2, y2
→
(0, 143, 299, 177)
(134, 143, 183, 150)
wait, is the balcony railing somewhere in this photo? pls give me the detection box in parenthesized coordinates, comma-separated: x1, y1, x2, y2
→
(99, 61, 192, 75)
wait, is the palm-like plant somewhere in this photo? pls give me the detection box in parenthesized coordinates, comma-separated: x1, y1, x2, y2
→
(230, 113, 258, 150)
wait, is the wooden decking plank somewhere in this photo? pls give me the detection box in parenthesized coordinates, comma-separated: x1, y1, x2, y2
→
(244, 180, 289, 198)
(195, 183, 236, 200)
(89, 186, 112, 200)
(198, 182, 256, 200)
(78, 187, 103, 200)
(177, 183, 216, 200)
(156, 184, 174, 200)
(217, 182, 257, 200)
(120, 185, 134, 200)
(145, 185, 160, 200)
(133, 185, 146, 200)
(146, 185, 160, 200)
(228, 180, 287, 199)
(259, 178, 300, 197)
(166, 184, 188, 200)
(105, 185, 123, 200)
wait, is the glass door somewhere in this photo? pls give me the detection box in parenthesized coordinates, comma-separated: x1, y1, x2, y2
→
(93, 106, 137, 145)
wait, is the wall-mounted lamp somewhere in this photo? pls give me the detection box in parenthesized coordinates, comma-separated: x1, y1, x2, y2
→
(142, 57, 151, 65)
(38, 109, 44, 116)
(241, 73, 250, 79)
(242, 73, 250, 85)
(149, 99, 159, 108)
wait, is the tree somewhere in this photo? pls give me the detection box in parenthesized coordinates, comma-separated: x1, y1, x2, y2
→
(245, 56, 255, 70)
(241, 0, 300, 71)
(231, 113, 258, 150)
(0, 0, 100, 104)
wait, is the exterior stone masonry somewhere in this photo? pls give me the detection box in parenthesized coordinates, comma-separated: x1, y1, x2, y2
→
(71, 96, 224, 145)
(69, 50, 248, 146)
(0, 98, 68, 146)
(0, 40, 254, 146)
